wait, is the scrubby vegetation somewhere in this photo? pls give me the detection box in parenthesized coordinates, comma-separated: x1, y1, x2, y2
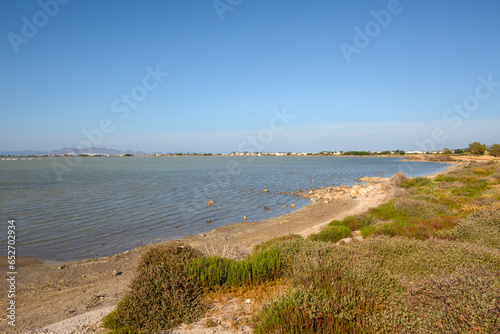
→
(103, 161, 500, 333)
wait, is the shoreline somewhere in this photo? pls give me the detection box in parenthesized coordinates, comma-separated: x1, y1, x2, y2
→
(8, 155, 450, 265)
(3, 179, 397, 333)
(1, 161, 456, 333)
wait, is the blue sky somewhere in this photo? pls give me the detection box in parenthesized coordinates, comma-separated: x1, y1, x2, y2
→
(1, 0, 499, 153)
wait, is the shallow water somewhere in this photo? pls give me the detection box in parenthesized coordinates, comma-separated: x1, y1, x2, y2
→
(0, 156, 447, 261)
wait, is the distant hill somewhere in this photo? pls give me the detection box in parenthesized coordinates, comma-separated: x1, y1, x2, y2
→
(0, 150, 48, 156)
(0, 147, 148, 156)
(47, 147, 148, 156)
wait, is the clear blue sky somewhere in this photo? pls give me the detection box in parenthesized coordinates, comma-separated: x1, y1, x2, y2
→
(1, 0, 499, 153)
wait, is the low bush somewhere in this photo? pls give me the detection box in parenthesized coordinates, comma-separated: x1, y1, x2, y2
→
(254, 236, 500, 333)
(342, 213, 377, 231)
(440, 209, 500, 250)
(103, 243, 204, 333)
(403, 176, 432, 188)
(360, 225, 375, 238)
(390, 172, 408, 187)
(190, 246, 284, 289)
(308, 224, 351, 243)
(392, 198, 452, 219)
(189, 256, 232, 289)
(369, 266, 500, 333)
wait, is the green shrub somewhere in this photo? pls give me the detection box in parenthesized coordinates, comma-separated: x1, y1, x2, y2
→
(252, 234, 303, 253)
(308, 224, 351, 243)
(226, 259, 254, 286)
(189, 246, 284, 289)
(403, 176, 432, 188)
(102, 243, 204, 333)
(342, 213, 377, 231)
(360, 225, 375, 238)
(246, 247, 283, 284)
(189, 256, 231, 289)
(369, 266, 500, 333)
(368, 200, 400, 221)
(392, 198, 452, 219)
(253, 285, 366, 334)
(254, 236, 500, 333)
(440, 209, 500, 249)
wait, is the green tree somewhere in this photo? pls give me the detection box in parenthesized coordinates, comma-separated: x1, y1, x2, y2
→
(489, 143, 500, 157)
(443, 148, 451, 155)
(468, 142, 487, 156)
(454, 149, 464, 154)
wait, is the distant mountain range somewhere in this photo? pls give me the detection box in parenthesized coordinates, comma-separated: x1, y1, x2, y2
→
(0, 147, 148, 156)
(0, 150, 48, 156)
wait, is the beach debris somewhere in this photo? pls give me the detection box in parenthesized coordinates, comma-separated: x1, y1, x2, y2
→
(207, 200, 214, 206)
(245, 299, 252, 304)
(58, 265, 65, 270)
(174, 226, 179, 228)
(264, 206, 269, 210)
(112, 270, 122, 276)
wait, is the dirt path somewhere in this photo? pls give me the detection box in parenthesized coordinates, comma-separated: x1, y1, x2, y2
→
(1, 179, 396, 334)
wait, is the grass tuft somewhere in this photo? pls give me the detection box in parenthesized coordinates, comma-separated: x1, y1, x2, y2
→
(308, 224, 351, 243)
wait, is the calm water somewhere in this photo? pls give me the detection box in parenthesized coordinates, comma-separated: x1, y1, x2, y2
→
(0, 156, 447, 261)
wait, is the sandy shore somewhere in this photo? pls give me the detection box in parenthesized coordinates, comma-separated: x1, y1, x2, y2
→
(0, 172, 423, 333)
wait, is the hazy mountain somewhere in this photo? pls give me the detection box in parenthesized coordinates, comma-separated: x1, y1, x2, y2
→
(47, 147, 148, 156)
(1, 147, 148, 156)
(0, 150, 48, 156)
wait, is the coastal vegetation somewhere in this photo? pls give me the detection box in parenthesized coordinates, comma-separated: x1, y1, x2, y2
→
(469, 142, 488, 156)
(103, 160, 500, 333)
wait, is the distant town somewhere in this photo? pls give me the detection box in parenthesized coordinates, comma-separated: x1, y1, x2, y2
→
(3, 145, 497, 158)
